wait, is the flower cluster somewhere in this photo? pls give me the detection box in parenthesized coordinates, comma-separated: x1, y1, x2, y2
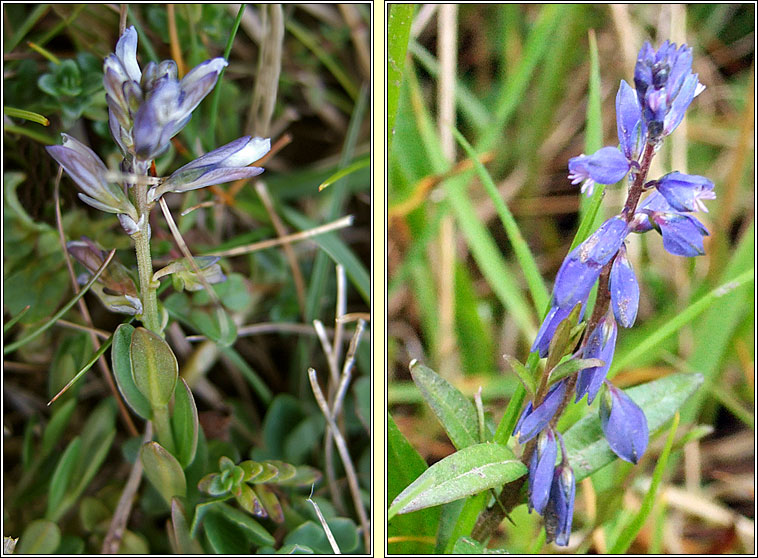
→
(47, 26, 271, 237)
(46, 26, 271, 319)
(514, 40, 713, 546)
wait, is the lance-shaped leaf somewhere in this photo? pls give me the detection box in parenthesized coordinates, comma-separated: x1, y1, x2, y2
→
(409, 360, 478, 449)
(389, 442, 527, 516)
(171, 378, 199, 468)
(130, 327, 178, 408)
(140, 441, 186, 504)
(254, 484, 283, 523)
(170, 498, 204, 554)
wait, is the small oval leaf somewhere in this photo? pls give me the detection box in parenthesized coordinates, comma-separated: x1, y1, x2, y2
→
(254, 484, 284, 523)
(112, 323, 152, 419)
(16, 519, 61, 555)
(171, 378, 198, 468)
(130, 327, 178, 408)
(389, 442, 527, 515)
(140, 441, 186, 504)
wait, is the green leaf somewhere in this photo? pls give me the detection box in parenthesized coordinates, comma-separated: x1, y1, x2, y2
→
(171, 378, 199, 468)
(209, 502, 274, 547)
(284, 518, 359, 555)
(388, 414, 438, 554)
(41, 398, 77, 455)
(564, 373, 702, 482)
(16, 519, 60, 555)
(452, 127, 550, 313)
(203, 509, 251, 554)
(46, 437, 81, 520)
(170, 498, 204, 554)
(549, 357, 605, 384)
(130, 327, 178, 408)
(276, 465, 322, 487)
(503, 354, 536, 395)
(234, 482, 266, 516)
(189, 306, 237, 346)
(189, 496, 233, 538)
(452, 536, 509, 554)
(112, 323, 151, 420)
(254, 484, 284, 523)
(140, 441, 187, 505)
(409, 361, 478, 450)
(389, 442, 526, 516)
(263, 460, 296, 483)
(387, 4, 414, 154)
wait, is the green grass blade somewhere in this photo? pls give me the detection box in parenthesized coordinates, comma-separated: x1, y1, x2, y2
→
(478, 4, 565, 152)
(286, 18, 359, 101)
(318, 155, 370, 191)
(609, 413, 679, 553)
(218, 346, 273, 404)
(207, 3, 245, 148)
(4, 106, 50, 126)
(5, 4, 49, 52)
(579, 29, 604, 224)
(388, 4, 414, 154)
(452, 127, 550, 312)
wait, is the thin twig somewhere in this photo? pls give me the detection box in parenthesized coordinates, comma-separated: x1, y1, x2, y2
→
(308, 485, 341, 554)
(158, 197, 221, 306)
(204, 214, 354, 258)
(101, 423, 152, 553)
(118, 4, 127, 36)
(184, 321, 338, 341)
(313, 319, 340, 388)
(331, 265, 347, 381)
(308, 368, 370, 551)
(256, 181, 307, 316)
(56, 319, 110, 340)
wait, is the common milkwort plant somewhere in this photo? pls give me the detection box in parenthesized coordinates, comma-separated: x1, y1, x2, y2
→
(5, 12, 368, 554)
(390, 40, 713, 550)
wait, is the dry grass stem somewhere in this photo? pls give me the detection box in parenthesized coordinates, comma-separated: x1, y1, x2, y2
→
(255, 181, 307, 315)
(205, 214, 354, 258)
(101, 423, 152, 553)
(307, 367, 370, 551)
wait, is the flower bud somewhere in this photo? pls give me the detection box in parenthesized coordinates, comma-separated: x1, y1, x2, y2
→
(148, 136, 270, 202)
(576, 311, 617, 404)
(544, 463, 575, 546)
(513, 380, 568, 444)
(616, 80, 646, 162)
(528, 429, 558, 514)
(46, 134, 138, 220)
(609, 243, 639, 328)
(600, 383, 649, 464)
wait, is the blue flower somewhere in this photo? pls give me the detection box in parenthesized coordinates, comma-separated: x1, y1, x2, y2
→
(46, 134, 138, 220)
(616, 79, 646, 162)
(568, 147, 631, 197)
(544, 462, 575, 546)
(148, 136, 271, 202)
(655, 171, 716, 213)
(600, 383, 649, 464)
(513, 380, 568, 444)
(609, 243, 639, 328)
(634, 41, 705, 139)
(649, 211, 710, 257)
(576, 311, 617, 404)
(528, 429, 558, 514)
(553, 216, 628, 308)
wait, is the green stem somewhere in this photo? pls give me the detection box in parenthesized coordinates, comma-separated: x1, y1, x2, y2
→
(133, 182, 161, 333)
(151, 404, 175, 455)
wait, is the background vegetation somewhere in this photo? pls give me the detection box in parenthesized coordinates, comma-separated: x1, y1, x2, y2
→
(388, 4, 754, 554)
(4, 3, 370, 554)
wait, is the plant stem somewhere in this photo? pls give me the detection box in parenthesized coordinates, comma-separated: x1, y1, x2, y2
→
(151, 404, 175, 455)
(472, 140, 659, 543)
(133, 182, 161, 333)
